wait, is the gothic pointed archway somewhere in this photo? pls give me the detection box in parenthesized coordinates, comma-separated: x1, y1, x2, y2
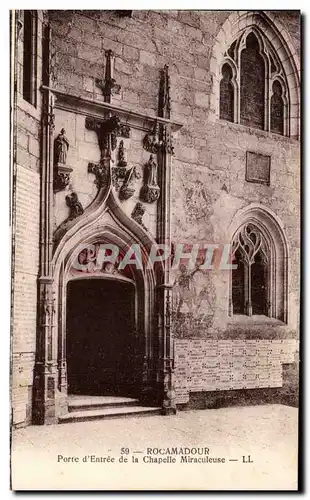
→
(34, 69, 181, 423)
(54, 202, 163, 417)
(31, 178, 170, 422)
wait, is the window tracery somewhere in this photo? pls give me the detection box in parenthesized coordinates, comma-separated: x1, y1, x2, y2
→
(231, 223, 271, 317)
(219, 28, 289, 136)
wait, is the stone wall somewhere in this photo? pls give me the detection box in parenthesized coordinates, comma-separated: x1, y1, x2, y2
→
(12, 10, 300, 424)
(49, 9, 300, 408)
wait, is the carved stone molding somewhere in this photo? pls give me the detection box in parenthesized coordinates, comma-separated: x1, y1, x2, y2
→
(86, 116, 130, 195)
(143, 65, 174, 156)
(65, 192, 84, 220)
(85, 115, 130, 163)
(43, 107, 55, 129)
(112, 166, 127, 187)
(42, 286, 56, 324)
(95, 50, 121, 102)
(118, 124, 131, 138)
(143, 121, 174, 156)
(88, 161, 110, 190)
(143, 121, 162, 154)
(162, 125, 175, 155)
(15, 10, 23, 39)
(86, 115, 120, 159)
(119, 166, 140, 201)
(112, 164, 140, 200)
(131, 202, 147, 230)
(45, 86, 183, 134)
(117, 139, 127, 166)
(140, 185, 160, 204)
(159, 64, 171, 119)
(53, 166, 72, 192)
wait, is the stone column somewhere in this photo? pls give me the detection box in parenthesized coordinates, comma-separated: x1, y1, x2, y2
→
(155, 117, 176, 414)
(33, 34, 58, 422)
(33, 277, 57, 424)
(160, 284, 176, 414)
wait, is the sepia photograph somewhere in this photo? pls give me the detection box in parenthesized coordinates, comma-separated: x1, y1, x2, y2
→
(9, 7, 301, 491)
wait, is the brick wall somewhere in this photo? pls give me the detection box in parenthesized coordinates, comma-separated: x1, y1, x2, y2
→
(11, 11, 44, 426)
(12, 164, 41, 427)
(174, 338, 298, 405)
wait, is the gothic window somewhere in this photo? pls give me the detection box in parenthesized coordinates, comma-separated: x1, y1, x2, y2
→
(240, 33, 265, 130)
(220, 63, 234, 122)
(22, 10, 37, 106)
(270, 80, 284, 135)
(231, 223, 270, 317)
(219, 28, 289, 136)
(231, 249, 245, 314)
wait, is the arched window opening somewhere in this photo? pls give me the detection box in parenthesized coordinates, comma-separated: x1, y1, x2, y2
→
(22, 10, 37, 106)
(251, 251, 268, 315)
(231, 223, 270, 317)
(232, 249, 245, 314)
(218, 25, 294, 137)
(227, 40, 237, 61)
(220, 63, 234, 122)
(240, 33, 265, 130)
(270, 80, 284, 135)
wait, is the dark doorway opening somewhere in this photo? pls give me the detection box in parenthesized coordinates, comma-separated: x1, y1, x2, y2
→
(66, 279, 138, 397)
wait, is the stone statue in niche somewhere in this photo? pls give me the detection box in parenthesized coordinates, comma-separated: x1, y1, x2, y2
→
(117, 140, 127, 167)
(143, 121, 162, 154)
(65, 192, 84, 220)
(53, 128, 72, 192)
(140, 155, 160, 203)
(54, 128, 69, 165)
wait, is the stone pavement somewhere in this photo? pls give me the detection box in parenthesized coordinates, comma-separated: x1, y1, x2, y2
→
(11, 404, 298, 491)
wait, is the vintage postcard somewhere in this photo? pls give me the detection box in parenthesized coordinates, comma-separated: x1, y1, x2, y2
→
(10, 9, 300, 490)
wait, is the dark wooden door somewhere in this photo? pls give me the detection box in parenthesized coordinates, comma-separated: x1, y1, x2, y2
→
(66, 279, 137, 396)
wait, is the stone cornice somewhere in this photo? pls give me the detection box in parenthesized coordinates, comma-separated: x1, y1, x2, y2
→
(41, 85, 183, 133)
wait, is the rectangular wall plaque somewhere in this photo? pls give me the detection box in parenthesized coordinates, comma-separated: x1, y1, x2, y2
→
(246, 151, 271, 185)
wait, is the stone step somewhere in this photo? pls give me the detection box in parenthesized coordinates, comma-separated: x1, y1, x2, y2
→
(68, 396, 140, 412)
(59, 405, 162, 424)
